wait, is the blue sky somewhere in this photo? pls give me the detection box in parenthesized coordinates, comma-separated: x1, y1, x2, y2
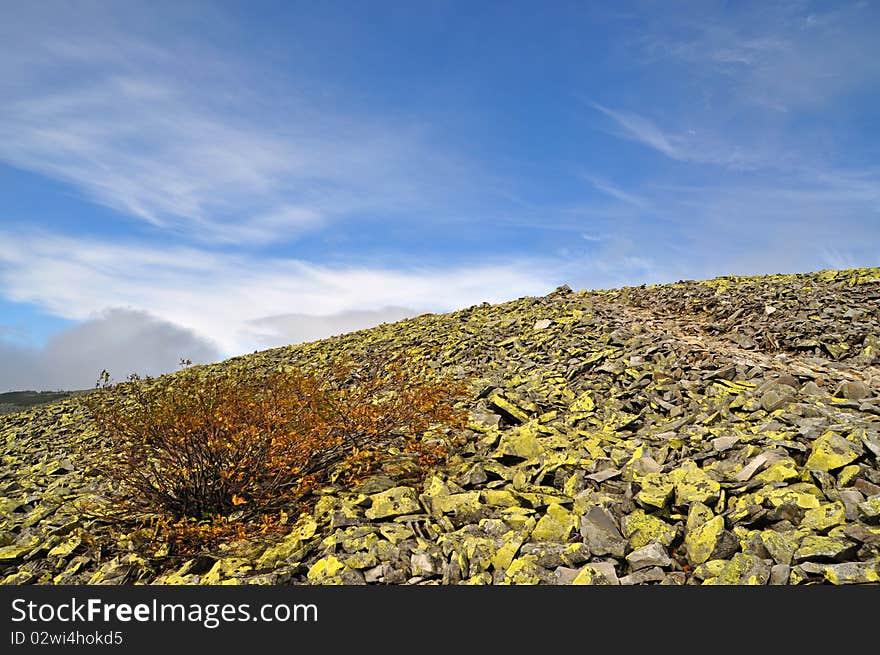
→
(1, 0, 878, 390)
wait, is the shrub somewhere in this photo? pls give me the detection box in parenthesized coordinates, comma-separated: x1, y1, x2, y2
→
(84, 356, 467, 551)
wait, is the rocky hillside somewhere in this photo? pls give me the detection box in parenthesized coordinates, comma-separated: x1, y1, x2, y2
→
(2, 267, 879, 585)
(0, 390, 84, 416)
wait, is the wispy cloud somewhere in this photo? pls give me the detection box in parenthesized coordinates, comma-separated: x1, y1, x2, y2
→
(0, 15, 485, 246)
(634, 1, 880, 113)
(591, 103, 766, 170)
(583, 174, 648, 208)
(592, 103, 680, 160)
(0, 231, 557, 356)
(0, 70, 466, 244)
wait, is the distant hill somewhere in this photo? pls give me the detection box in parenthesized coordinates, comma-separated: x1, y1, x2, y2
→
(0, 389, 87, 415)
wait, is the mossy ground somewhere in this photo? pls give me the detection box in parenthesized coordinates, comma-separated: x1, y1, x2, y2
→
(2, 267, 879, 585)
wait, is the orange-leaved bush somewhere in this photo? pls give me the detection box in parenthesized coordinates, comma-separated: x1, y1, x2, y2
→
(84, 355, 468, 548)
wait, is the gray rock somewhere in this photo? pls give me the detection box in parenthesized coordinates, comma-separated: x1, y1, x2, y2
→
(712, 436, 740, 452)
(802, 381, 824, 396)
(520, 542, 589, 569)
(813, 561, 880, 585)
(410, 550, 442, 577)
(761, 386, 795, 412)
(776, 374, 800, 389)
(625, 542, 673, 570)
(580, 506, 627, 558)
(793, 536, 859, 563)
(364, 564, 389, 583)
(844, 524, 880, 546)
(554, 566, 579, 585)
(769, 564, 790, 585)
(619, 566, 667, 585)
(586, 469, 621, 483)
(837, 489, 865, 521)
(735, 454, 768, 482)
(835, 380, 870, 401)
(862, 432, 880, 458)
(572, 561, 619, 585)
(858, 494, 880, 522)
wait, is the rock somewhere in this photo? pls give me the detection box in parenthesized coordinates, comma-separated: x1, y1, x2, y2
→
(429, 491, 483, 524)
(202, 558, 252, 585)
(685, 515, 737, 565)
(531, 503, 576, 542)
(623, 455, 663, 481)
(307, 556, 347, 584)
(753, 461, 800, 484)
(469, 411, 502, 431)
(533, 319, 552, 330)
(553, 566, 580, 585)
(364, 564, 389, 583)
(712, 436, 740, 452)
(759, 529, 799, 566)
(410, 550, 443, 577)
(521, 542, 589, 568)
(586, 469, 621, 483)
(354, 474, 398, 494)
(769, 564, 790, 585)
(499, 556, 550, 585)
(487, 393, 531, 424)
(365, 487, 422, 520)
(734, 454, 769, 482)
(858, 495, 880, 522)
(805, 432, 864, 472)
(378, 523, 415, 544)
(793, 535, 859, 563)
(619, 566, 667, 585)
(625, 542, 673, 570)
(580, 506, 627, 557)
(256, 519, 318, 568)
(571, 561, 619, 585)
(712, 553, 771, 585)
(480, 489, 520, 507)
(809, 561, 880, 585)
(776, 373, 799, 389)
(621, 510, 677, 550)
(862, 432, 880, 458)
(835, 380, 870, 401)
(802, 381, 824, 396)
(494, 426, 545, 459)
(671, 463, 721, 506)
(802, 502, 846, 532)
(761, 386, 795, 412)
(844, 524, 880, 546)
(0, 536, 39, 561)
(47, 534, 81, 559)
(636, 472, 674, 508)
(692, 559, 728, 581)
(491, 521, 534, 572)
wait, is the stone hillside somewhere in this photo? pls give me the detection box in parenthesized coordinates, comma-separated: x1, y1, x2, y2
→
(2, 267, 879, 585)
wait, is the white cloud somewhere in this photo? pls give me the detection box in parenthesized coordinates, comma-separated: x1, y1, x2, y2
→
(0, 308, 220, 392)
(0, 14, 485, 246)
(592, 103, 766, 170)
(248, 307, 419, 349)
(635, 2, 880, 113)
(592, 103, 681, 160)
(583, 174, 648, 208)
(0, 231, 557, 356)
